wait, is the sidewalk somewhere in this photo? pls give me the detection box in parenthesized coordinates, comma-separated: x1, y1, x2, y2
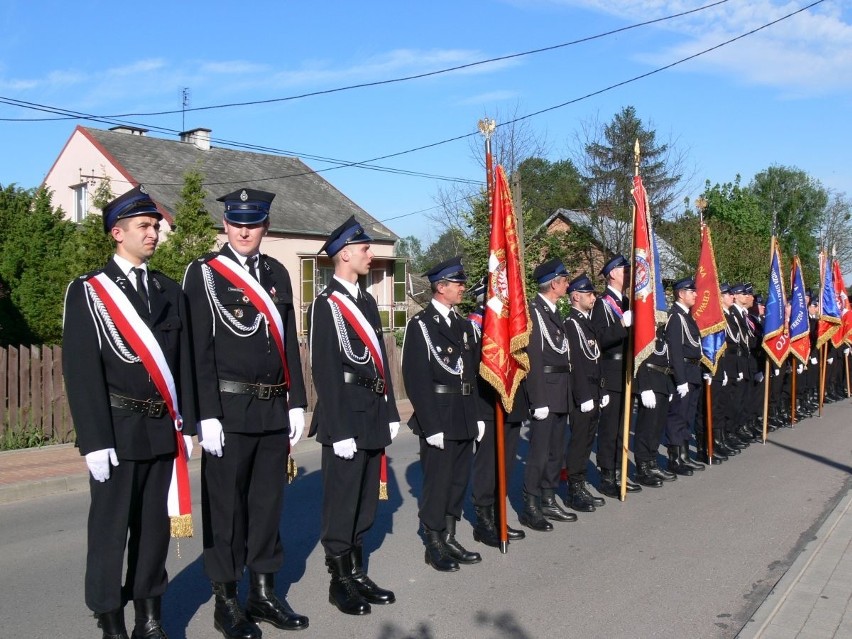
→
(737, 483, 852, 638)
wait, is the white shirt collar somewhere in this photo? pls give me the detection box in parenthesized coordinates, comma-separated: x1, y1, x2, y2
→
(112, 254, 146, 279)
(431, 298, 454, 321)
(333, 275, 360, 298)
(606, 286, 623, 301)
(676, 301, 690, 314)
(537, 293, 557, 313)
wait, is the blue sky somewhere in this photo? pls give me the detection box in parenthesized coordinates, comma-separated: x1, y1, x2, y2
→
(0, 0, 849, 246)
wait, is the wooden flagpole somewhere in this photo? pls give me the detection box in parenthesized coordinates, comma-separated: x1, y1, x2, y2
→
(619, 139, 640, 501)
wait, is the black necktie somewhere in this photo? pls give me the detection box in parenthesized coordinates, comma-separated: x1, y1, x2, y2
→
(248, 255, 259, 281)
(131, 267, 149, 311)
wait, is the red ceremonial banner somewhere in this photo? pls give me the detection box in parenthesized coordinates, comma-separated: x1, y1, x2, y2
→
(631, 175, 663, 376)
(480, 165, 531, 413)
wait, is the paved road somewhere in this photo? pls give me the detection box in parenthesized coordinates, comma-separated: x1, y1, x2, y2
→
(0, 401, 850, 639)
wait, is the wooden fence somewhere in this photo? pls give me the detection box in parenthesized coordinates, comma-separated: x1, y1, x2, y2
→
(0, 336, 406, 445)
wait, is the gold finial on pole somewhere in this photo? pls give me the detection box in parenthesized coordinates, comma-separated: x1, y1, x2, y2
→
(478, 118, 496, 141)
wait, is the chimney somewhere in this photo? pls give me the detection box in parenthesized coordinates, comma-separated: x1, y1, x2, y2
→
(180, 127, 212, 151)
(109, 125, 148, 136)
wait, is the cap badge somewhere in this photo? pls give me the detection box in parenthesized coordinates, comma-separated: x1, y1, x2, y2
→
(240, 190, 248, 201)
(139, 184, 148, 195)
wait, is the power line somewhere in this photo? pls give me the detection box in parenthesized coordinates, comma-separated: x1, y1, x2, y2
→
(0, 0, 732, 122)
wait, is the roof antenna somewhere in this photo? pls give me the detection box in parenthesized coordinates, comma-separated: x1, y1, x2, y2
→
(181, 87, 191, 131)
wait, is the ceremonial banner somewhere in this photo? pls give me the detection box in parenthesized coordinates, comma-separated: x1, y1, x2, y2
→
(789, 256, 810, 363)
(480, 165, 531, 413)
(631, 175, 666, 376)
(692, 224, 727, 375)
(762, 237, 790, 366)
(817, 251, 841, 349)
(831, 259, 850, 347)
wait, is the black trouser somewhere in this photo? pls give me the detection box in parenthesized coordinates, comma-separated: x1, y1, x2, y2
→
(201, 430, 288, 583)
(565, 406, 599, 480)
(321, 445, 382, 557)
(596, 390, 624, 471)
(726, 378, 749, 434)
(634, 391, 669, 463)
(418, 437, 473, 531)
(665, 382, 699, 445)
(86, 456, 172, 613)
(472, 419, 521, 507)
(522, 412, 566, 497)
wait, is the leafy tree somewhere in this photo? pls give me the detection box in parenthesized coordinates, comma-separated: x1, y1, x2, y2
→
(396, 235, 427, 273)
(149, 167, 217, 282)
(517, 157, 589, 229)
(63, 174, 114, 277)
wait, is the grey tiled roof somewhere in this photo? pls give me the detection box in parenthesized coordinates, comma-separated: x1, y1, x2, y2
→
(82, 127, 398, 243)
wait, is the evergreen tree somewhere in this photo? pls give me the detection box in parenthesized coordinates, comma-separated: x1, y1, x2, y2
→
(150, 167, 217, 282)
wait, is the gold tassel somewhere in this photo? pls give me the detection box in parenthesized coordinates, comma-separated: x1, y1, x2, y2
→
(287, 456, 298, 484)
(170, 514, 193, 539)
(379, 480, 388, 501)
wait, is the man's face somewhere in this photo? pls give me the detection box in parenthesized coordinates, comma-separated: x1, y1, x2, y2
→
(573, 290, 596, 313)
(609, 266, 625, 291)
(438, 280, 466, 306)
(224, 219, 268, 257)
(342, 243, 374, 276)
(679, 288, 697, 309)
(552, 275, 569, 299)
(722, 291, 734, 309)
(112, 215, 160, 264)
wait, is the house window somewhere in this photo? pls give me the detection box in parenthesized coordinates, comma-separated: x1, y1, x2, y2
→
(393, 260, 408, 330)
(300, 257, 315, 334)
(72, 184, 88, 223)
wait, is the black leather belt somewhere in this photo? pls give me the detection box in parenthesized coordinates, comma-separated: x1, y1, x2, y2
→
(343, 371, 386, 394)
(110, 393, 167, 418)
(602, 352, 623, 360)
(434, 383, 472, 395)
(542, 365, 570, 373)
(646, 363, 674, 376)
(219, 379, 287, 400)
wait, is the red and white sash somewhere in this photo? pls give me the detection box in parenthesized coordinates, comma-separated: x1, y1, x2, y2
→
(327, 290, 385, 386)
(86, 273, 193, 537)
(207, 255, 290, 388)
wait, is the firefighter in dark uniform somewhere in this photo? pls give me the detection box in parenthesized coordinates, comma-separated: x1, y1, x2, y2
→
(402, 257, 485, 572)
(183, 189, 308, 638)
(663, 277, 706, 476)
(466, 277, 528, 547)
(633, 323, 676, 487)
(563, 274, 607, 512)
(63, 185, 196, 639)
(307, 216, 400, 615)
(521, 259, 577, 531)
(734, 283, 762, 442)
(590, 255, 641, 497)
(715, 283, 747, 455)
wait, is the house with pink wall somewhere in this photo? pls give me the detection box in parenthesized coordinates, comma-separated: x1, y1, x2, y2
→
(43, 125, 409, 334)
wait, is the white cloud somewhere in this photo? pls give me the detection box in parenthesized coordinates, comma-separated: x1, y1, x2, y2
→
(456, 90, 520, 105)
(528, 1, 852, 95)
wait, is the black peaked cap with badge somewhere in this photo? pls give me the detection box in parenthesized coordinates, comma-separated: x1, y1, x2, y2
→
(319, 215, 373, 257)
(673, 277, 696, 292)
(102, 184, 161, 233)
(532, 258, 568, 284)
(423, 256, 467, 283)
(217, 188, 275, 225)
(600, 254, 630, 278)
(568, 273, 595, 294)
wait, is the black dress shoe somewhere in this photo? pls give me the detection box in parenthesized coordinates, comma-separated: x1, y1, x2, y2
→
(443, 515, 482, 564)
(518, 492, 553, 532)
(98, 609, 129, 639)
(649, 460, 677, 481)
(246, 572, 309, 630)
(506, 525, 526, 540)
(618, 471, 643, 493)
(566, 481, 599, 512)
(131, 598, 167, 639)
(635, 461, 663, 487)
(212, 582, 262, 639)
(667, 448, 693, 477)
(325, 555, 372, 614)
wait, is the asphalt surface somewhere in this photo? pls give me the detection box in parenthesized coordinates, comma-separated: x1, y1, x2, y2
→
(0, 398, 850, 638)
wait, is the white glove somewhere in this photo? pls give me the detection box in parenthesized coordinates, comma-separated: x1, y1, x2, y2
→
(580, 399, 595, 413)
(531, 406, 549, 421)
(200, 418, 224, 457)
(476, 421, 486, 442)
(85, 448, 118, 482)
(288, 407, 305, 447)
(774, 368, 781, 377)
(811, 357, 818, 365)
(676, 383, 689, 398)
(755, 372, 765, 383)
(736, 372, 744, 382)
(389, 421, 400, 440)
(640, 390, 656, 409)
(844, 348, 850, 356)
(797, 363, 804, 374)
(426, 432, 445, 449)
(702, 373, 711, 386)
(722, 371, 728, 387)
(182, 434, 193, 461)
(621, 310, 633, 327)
(600, 394, 610, 408)
(828, 357, 834, 364)
(333, 438, 357, 459)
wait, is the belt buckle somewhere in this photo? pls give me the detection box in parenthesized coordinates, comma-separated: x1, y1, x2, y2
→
(461, 382, 472, 396)
(374, 379, 386, 394)
(256, 384, 272, 400)
(147, 401, 166, 418)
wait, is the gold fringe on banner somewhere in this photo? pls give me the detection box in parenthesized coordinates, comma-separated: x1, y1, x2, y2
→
(379, 481, 388, 501)
(287, 456, 298, 484)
